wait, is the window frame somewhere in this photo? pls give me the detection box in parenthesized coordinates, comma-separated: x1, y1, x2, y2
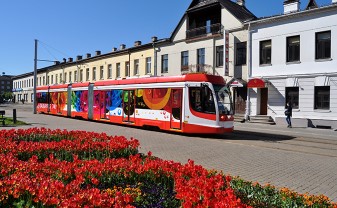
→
(285, 87, 299, 109)
(134, 59, 139, 75)
(161, 54, 169, 73)
(286, 35, 300, 63)
(181, 51, 189, 71)
(216, 45, 224, 67)
(315, 31, 331, 60)
(145, 57, 151, 74)
(235, 42, 247, 66)
(260, 40, 272, 65)
(314, 86, 330, 110)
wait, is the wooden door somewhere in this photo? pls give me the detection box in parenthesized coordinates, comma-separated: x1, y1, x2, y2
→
(233, 87, 247, 115)
(260, 88, 268, 115)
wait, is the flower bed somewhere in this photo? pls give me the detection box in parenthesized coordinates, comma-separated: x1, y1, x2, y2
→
(0, 128, 336, 208)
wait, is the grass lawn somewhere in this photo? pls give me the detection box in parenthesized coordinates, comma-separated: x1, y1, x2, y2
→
(1, 116, 28, 126)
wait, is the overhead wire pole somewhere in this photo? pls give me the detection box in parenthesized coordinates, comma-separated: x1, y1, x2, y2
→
(33, 39, 38, 114)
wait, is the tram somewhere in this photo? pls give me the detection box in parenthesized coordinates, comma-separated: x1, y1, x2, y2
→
(36, 73, 234, 134)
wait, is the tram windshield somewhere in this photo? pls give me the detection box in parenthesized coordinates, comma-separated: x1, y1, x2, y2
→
(214, 85, 233, 115)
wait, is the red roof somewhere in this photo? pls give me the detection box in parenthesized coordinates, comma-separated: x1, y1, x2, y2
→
(94, 74, 225, 87)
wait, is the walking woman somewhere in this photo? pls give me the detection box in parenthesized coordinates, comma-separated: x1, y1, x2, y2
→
(285, 102, 292, 128)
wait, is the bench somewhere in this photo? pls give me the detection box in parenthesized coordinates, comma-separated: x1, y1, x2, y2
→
(0, 110, 5, 126)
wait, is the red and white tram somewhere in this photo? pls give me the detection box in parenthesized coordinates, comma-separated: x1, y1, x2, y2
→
(36, 74, 234, 134)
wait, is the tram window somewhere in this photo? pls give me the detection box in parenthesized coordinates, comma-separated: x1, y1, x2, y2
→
(37, 92, 48, 103)
(189, 87, 215, 114)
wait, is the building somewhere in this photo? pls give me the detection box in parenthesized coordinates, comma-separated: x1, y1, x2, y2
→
(247, 0, 337, 128)
(156, 0, 256, 115)
(0, 73, 13, 96)
(12, 38, 162, 103)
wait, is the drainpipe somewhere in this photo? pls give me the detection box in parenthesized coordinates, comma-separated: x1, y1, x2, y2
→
(245, 22, 252, 121)
(128, 50, 131, 77)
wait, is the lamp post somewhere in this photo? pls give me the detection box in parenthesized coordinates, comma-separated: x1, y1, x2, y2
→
(33, 39, 38, 114)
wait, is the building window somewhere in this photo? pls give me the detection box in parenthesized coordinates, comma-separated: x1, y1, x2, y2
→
(287, 36, 300, 62)
(314, 86, 330, 110)
(100, 66, 104, 80)
(86, 68, 90, 81)
(92, 67, 96, 81)
(146, 57, 151, 74)
(161, 54, 168, 73)
(134, 59, 139, 75)
(74, 71, 78, 82)
(216, 46, 224, 67)
(69, 72, 72, 83)
(64, 73, 67, 83)
(51, 75, 54, 84)
(55, 74, 58, 84)
(316, 31, 331, 60)
(60, 73, 62, 84)
(236, 42, 247, 66)
(116, 63, 121, 78)
(125, 61, 130, 77)
(197, 48, 205, 72)
(260, 40, 271, 65)
(107, 64, 112, 79)
(285, 87, 299, 109)
(43, 76, 45, 85)
(80, 69, 83, 82)
(181, 51, 189, 71)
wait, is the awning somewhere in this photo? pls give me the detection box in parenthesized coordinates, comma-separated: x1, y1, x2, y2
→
(226, 78, 246, 88)
(247, 78, 268, 88)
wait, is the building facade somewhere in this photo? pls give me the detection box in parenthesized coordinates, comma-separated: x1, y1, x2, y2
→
(156, 0, 255, 115)
(247, 0, 337, 128)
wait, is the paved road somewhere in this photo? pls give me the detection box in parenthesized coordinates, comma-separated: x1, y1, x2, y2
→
(1, 103, 337, 202)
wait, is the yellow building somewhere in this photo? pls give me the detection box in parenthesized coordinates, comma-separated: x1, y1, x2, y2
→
(13, 38, 161, 103)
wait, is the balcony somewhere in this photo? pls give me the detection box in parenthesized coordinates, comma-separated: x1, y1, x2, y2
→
(186, 23, 222, 40)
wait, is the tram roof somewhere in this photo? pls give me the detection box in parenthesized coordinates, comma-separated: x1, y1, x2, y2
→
(94, 74, 225, 87)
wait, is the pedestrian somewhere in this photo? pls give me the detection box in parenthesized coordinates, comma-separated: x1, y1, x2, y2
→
(285, 102, 292, 128)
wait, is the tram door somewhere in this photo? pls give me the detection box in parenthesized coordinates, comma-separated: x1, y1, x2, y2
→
(99, 91, 108, 119)
(122, 90, 135, 123)
(170, 89, 183, 129)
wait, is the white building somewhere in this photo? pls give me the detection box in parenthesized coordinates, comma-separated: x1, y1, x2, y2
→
(247, 0, 337, 128)
(156, 0, 256, 115)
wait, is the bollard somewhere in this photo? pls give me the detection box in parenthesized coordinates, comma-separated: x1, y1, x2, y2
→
(13, 109, 17, 124)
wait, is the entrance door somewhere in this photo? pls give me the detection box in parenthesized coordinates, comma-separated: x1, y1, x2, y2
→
(122, 90, 135, 123)
(233, 87, 247, 115)
(260, 88, 268, 115)
(170, 89, 183, 129)
(99, 91, 108, 119)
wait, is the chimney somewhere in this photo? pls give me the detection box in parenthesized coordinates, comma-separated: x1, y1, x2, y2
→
(284, 0, 300, 14)
(95, 51, 101, 56)
(134, 41, 142, 47)
(112, 47, 117, 52)
(54, 61, 60, 65)
(76, 55, 82, 61)
(68, 57, 73, 63)
(63, 58, 67, 63)
(86, 53, 91, 58)
(237, 0, 245, 6)
(120, 44, 126, 50)
(151, 36, 158, 42)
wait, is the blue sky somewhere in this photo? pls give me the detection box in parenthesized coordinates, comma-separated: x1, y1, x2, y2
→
(0, 0, 332, 76)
